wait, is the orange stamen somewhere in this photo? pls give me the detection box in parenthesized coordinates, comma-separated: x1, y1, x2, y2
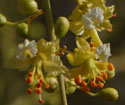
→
(44, 84, 50, 89)
(90, 81, 97, 88)
(101, 72, 108, 80)
(35, 88, 42, 94)
(89, 42, 94, 47)
(37, 82, 42, 88)
(112, 13, 117, 18)
(27, 88, 32, 94)
(28, 72, 33, 77)
(97, 82, 104, 88)
(108, 63, 114, 71)
(38, 99, 44, 104)
(80, 80, 88, 87)
(107, 28, 112, 32)
(96, 76, 103, 82)
(75, 75, 82, 85)
(81, 86, 90, 92)
(26, 77, 32, 84)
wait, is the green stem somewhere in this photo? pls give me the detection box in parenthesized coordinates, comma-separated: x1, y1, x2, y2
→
(6, 9, 43, 26)
(42, 0, 56, 40)
(58, 74, 68, 105)
(90, 29, 103, 47)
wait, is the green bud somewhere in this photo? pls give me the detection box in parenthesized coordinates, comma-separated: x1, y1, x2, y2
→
(106, 70, 115, 80)
(66, 86, 76, 95)
(55, 17, 69, 39)
(17, 23, 29, 36)
(17, 0, 38, 14)
(96, 88, 119, 101)
(0, 14, 7, 27)
(44, 76, 58, 93)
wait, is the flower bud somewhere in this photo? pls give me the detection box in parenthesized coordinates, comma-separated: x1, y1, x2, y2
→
(0, 14, 7, 27)
(17, 0, 38, 14)
(106, 70, 115, 80)
(96, 88, 119, 101)
(66, 86, 76, 95)
(44, 76, 58, 92)
(55, 17, 69, 39)
(17, 23, 29, 36)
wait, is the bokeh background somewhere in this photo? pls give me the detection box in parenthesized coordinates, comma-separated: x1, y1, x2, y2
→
(0, 0, 125, 105)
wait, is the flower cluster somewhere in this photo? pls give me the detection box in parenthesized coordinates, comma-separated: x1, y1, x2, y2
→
(2, 0, 118, 104)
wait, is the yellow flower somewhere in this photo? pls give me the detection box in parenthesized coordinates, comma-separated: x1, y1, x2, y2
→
(66, 37, 115, 89)
(69, 0, 114, 37)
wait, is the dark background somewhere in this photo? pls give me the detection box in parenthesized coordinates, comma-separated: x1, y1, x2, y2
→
(0, 0, 125, 105)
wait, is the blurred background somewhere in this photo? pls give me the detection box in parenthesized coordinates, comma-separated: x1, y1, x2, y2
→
(0, 0, 125, 105)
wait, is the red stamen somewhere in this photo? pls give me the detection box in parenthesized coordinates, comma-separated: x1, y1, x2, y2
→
(27, 88, 32, 94)
(97, 82, 104, 88)
(44, 84, 50, 89)
(90, 81, 97, 88)
(75, 75, 82, 85)
(35, 88, 42, 94)
(108, 63, 114, 71)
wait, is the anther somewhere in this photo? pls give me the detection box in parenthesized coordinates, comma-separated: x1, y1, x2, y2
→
(80, 80, 88, 87)
(75, 75, 82, 85)
(107, 28, 112, 32)
(108, 63, 114, 71)
(26, 77, 32, 84)
(90, 81, 97, 88)
(81, 86, 90, 92)
(27, 88, 32, 94)
(112, 13, 117, 18)
(37, 82, 42, 88)
(89, 42, 94, 47)
(96, 76, 103, 82)
(35, 88, 42, 94)
(38, 99, 44, 104)
(101, 72, 108, 80)
(97, 82, 104, 88)
(28, 72, 33, 77)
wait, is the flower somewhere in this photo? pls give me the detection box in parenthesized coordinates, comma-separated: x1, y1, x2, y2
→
(95, 43, 111, 61)
(82, 7, 104, 29)
(69, 0, 114, 37)
(16, 39, 38, 61)
(66, 37, 115, 92)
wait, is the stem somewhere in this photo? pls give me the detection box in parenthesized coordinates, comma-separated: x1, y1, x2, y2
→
(58, 74, 68, 105)
(42, 0, 56, 40)
(6, 9, 43, 25)
(90, 29, 103, 47)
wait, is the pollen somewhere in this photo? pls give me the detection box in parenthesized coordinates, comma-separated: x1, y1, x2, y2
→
(101, 72, 108, 80)
(80, 80, 88, 87)
(81, 86, 90, 93)
(26, 77, 32, 84)
(89, 42, 94, 47)
(35, 88, 42, 94)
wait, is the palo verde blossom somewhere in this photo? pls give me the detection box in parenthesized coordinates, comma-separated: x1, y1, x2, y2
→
(66, 37, 115, 92)
(9, 39, 69, 103)
(69, 0, 114, 37)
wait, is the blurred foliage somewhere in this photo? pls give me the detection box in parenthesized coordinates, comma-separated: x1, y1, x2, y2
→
(0, 0, 125, 105)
